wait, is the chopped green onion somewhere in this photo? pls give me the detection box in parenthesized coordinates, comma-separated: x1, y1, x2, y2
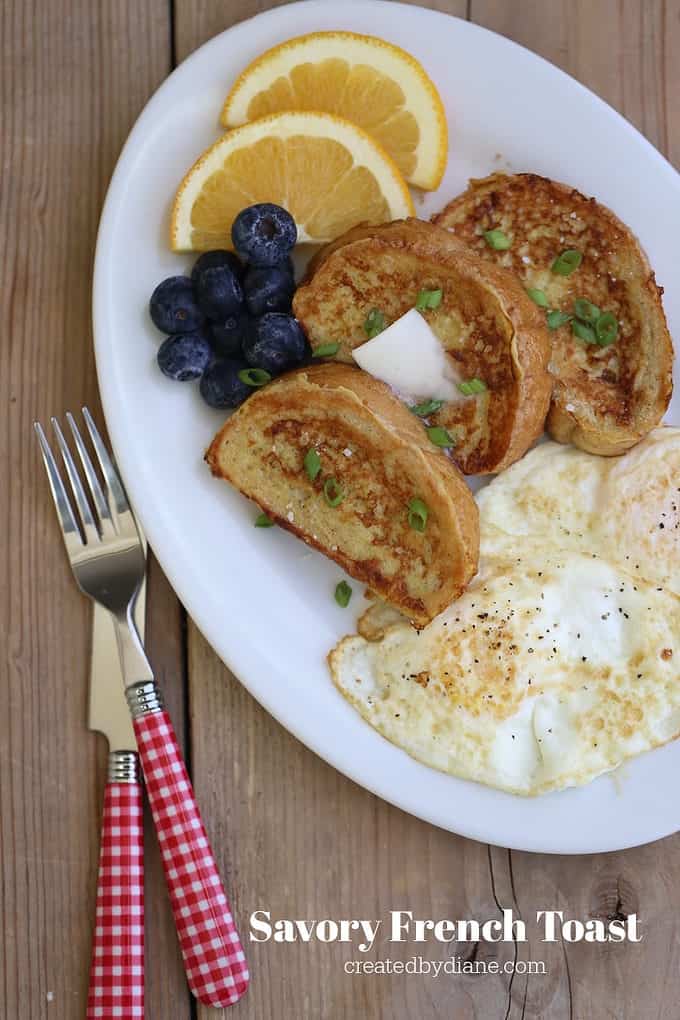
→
(254, 512, 274, 528)
(458, 378, 487, 396)
(572, 319, 597, 344)
(334, 580, 352, 608)
(304, 448, 321, 481)
(483, 229, 511, 250)
(364, 308, 386, 339)
(407, 497, 429, 533)
(526, 288, 548, 307)
(415, 288, 443, 310)
(595, 311, 619, 346)
(323, 477, 346, 507)
(546, 310, 572, 330)
(410, 398, 443, 417)
(312, 342, 340, 358)
(238, 367, 271, 387)
(551, 249, 583, 276)
(573, 298, 601, 324)
(426, 426, 455, 448)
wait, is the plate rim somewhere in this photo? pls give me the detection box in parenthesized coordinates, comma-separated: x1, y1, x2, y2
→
(93, 0, 680, 855)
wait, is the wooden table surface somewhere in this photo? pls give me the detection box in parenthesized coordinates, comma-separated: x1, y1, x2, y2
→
(2, 1, 679, 1017)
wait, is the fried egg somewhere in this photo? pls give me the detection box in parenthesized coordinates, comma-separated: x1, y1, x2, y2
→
(477, 426, 680, 592)
(330, 429, 680, 795)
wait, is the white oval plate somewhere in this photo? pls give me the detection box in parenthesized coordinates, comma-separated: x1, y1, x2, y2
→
(94, 0, 680, 853)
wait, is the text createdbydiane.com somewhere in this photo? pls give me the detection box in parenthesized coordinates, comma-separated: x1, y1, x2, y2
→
(249, 909, 642, 952)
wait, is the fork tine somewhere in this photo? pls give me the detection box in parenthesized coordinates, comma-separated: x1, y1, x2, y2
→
(51, 417, 101, 544)
(34, 422, 84, 553)
(81, 407, 129, 517)
(66, 411, 115, 535)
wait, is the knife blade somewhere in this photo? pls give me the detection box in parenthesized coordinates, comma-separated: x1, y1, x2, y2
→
(88, 547, 146, 749)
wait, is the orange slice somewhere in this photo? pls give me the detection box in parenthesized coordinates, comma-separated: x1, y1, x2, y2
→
(220, 31, 448, 191)
(170, 111, 415, 252)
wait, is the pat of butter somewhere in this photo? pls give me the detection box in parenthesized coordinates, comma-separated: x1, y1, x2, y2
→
(352, 308, 461, 401)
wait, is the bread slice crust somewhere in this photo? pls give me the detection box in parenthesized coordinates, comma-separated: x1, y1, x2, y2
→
(433, 172, 674, 455)
(205, 363, 479, 625)
(292, 218, 552, 475)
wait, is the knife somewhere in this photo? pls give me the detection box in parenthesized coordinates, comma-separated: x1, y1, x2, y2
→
(85, 566, 146, 1019)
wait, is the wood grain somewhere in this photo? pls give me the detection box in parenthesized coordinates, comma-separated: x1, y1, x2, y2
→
(170, 3, 492, 1018)
(188, 629, 515, 1020)
(471, 0, 680, 159)
(3, 0, 680, 1018)
(470, 3, 680, 1016)
(0, 2, 190, 1017)
(176, 2, 680, 1019)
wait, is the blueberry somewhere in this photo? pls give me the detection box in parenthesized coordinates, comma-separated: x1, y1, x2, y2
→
(242, 313, 307, 375)
(149, 276, 204, 334)
(191, 249, 244, 284)
(244, 263, 295, 317)
(195, 264, 243, 321)
(209, 310, 253, 359)
(199, 359, 252, 409)
(157, 332, 211, 381)
(231, 204, 297, 266)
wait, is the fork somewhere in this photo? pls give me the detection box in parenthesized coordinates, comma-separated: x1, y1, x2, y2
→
(35, 409, 249, 1011)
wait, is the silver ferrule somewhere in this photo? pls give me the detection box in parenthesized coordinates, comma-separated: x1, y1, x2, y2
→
(126, 680, 164, 719)
(108, 750, 141, 784)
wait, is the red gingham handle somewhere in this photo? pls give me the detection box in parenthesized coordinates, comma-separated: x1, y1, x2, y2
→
(133, 710, 249, 1008)
(86, 782, 144, 1019)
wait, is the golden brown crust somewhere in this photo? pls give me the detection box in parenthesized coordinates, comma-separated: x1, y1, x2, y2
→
(205, 363, 480, 625)
(434, 172, 674, 456)
(293, 218, 552, 475)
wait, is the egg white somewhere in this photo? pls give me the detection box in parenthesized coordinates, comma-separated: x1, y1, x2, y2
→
(330, 429, 680, 795)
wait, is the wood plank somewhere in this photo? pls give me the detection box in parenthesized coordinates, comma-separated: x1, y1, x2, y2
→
(174, 0, 468, 53)
(470, 2, 680, 1018)
(189, 628, 515, 1020)
(172, 1, 680, 1018)
(0, 2, 190, 1016)
(171, 2, 508, 1016)
(470, 0, 680, 158)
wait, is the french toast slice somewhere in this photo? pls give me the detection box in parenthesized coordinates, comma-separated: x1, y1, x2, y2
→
(433, 173, 674, 455)
(292, 218, 552, 475)
(205, 363, 479, 625)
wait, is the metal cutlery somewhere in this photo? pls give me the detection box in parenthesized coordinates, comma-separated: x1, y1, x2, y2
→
(86, 601, 145, 1018)
(35, 409, 249, 1012)
(86, 572, 147, 1015)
